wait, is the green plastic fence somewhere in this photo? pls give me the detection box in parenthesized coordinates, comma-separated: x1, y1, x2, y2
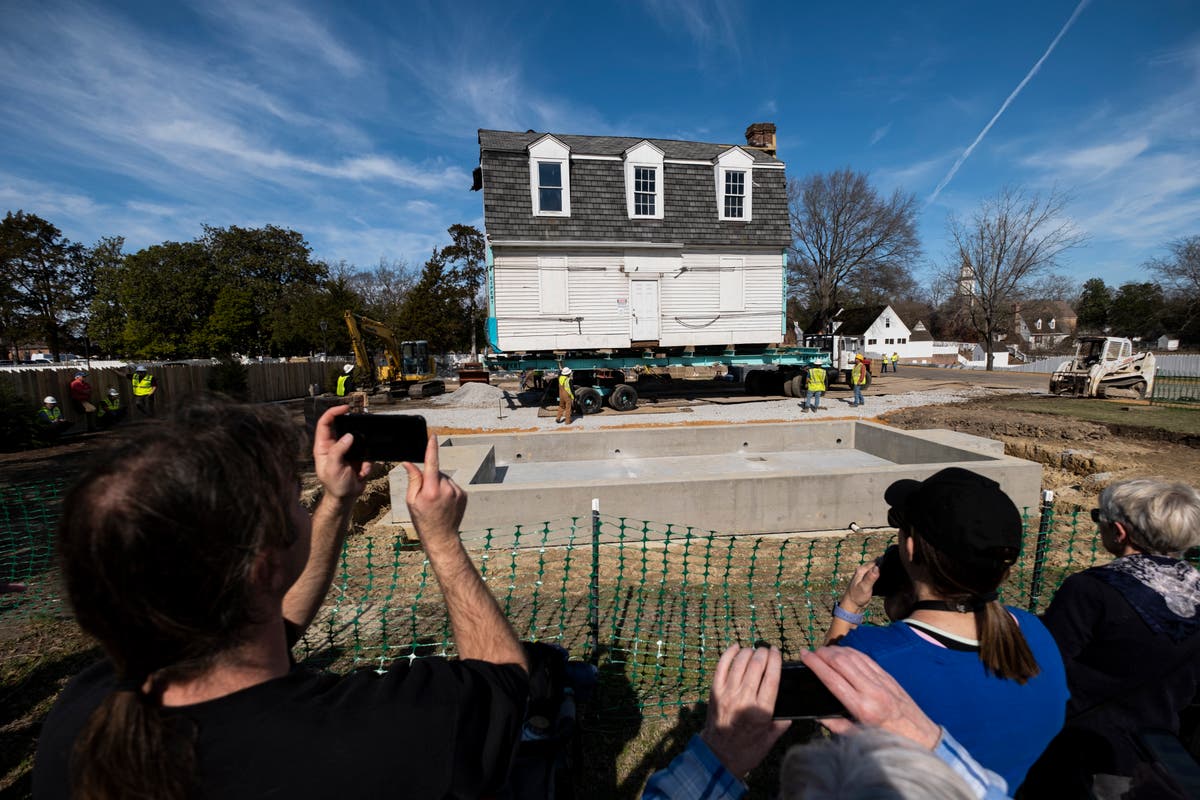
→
(1151, 373, 1200, 408)
(4, 480, 1197, 716)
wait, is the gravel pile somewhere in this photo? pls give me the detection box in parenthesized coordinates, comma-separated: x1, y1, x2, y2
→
(410, 384, 1032, 432)
(429, 381, 510, 408)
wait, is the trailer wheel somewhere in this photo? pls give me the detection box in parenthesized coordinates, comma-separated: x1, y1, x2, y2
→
(609, 384, 638, 411)
(745, 370, 764, 396)
(766, 371, 787, 396)
(575, 387, 603, 415)
(790, 376, 806, 398)
(782, 377, 795, 397)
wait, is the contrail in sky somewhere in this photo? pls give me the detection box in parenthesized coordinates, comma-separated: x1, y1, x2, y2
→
(927, 0, 1091, 204)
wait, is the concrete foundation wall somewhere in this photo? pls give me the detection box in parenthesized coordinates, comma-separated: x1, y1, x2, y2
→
(390, 421, 1042, 545)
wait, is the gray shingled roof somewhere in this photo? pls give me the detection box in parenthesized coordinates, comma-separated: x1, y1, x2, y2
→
(478, 129, 784, 164)
(478, 129, 791, 247)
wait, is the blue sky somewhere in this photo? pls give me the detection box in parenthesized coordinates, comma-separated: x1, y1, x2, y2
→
(2, 0, 1197, 292)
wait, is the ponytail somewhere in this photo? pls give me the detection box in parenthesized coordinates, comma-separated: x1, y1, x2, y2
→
(72, 685, 197, 800)
(911, 534, 1040, 684)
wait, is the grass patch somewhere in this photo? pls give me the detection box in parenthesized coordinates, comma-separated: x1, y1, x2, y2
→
(992, 396, 1200, 437)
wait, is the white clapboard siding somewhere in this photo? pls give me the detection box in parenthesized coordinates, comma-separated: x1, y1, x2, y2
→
(492, 247, 784, 351)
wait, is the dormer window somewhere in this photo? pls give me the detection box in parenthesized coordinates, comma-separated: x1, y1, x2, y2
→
(1049, 318, 1056, 330)
(528, 135, 571, 217)
(624, 141, 664, 219)
(1036, 318, 1042, 330)
(714, 147, 754, 221)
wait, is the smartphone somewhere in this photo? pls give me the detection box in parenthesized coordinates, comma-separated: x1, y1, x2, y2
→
(772, 663, 848, 720)
(872, 544, 907, 598)
(333, 413, 428, 463)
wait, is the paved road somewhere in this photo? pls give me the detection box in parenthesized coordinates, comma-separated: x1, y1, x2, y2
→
(878, 364, 1049, 392)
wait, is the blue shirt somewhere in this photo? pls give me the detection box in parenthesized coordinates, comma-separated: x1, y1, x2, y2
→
(839, 607, 1068, 790)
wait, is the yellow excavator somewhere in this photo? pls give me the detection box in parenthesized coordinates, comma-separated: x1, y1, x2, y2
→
(343, 311, 445, 398)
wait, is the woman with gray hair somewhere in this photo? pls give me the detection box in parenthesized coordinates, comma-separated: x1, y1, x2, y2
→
(1023, 478, 1200, 798)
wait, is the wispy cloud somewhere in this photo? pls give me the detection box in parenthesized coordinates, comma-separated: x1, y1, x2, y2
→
(927, 0, 1091, 203)
(869, 123, 892, 147)
(642, 0, 745, 64)
(197, 0, 364, 77)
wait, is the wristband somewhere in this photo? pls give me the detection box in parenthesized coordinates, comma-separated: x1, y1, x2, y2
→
(833, 605, 864, 625)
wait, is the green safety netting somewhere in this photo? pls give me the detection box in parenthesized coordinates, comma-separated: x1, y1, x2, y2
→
(5, 480, 1195, 716)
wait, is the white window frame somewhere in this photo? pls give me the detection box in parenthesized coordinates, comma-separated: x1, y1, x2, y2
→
(719, 257, 745, 312)
(538, 257, 569, 314)
(714, 147, 754, 221)
(624, 141, 664, 220)
(1049, 318, 1056, 330)
(528, 135, 571, 218)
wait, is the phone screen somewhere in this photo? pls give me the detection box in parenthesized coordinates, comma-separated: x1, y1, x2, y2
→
(333, 414, 428, 463)
(772, 664, 848, 720)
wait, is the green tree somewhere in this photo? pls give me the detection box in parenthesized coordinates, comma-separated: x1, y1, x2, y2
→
(119, 241, 218, 358)
(1107, 282, 1165, 340)
(395, 251, 470, 352)
(85, 236, 126, 357)
(1074, 278, 1111, 333)
(0, 211, 88, 358)
(438, 224, 487, 355)
(268, 271, 360, 355)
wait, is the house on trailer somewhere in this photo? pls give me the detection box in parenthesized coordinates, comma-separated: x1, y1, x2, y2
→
(474, 124, 791, 354)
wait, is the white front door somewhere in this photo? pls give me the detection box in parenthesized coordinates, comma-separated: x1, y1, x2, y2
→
(630, 279, 660, 341)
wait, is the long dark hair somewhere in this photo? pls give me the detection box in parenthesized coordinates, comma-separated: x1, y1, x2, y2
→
(57, 400, 304, 800)
(908, 532, 1040, 684)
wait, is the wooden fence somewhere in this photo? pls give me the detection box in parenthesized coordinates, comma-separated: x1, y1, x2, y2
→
(1, 361, 349, 428)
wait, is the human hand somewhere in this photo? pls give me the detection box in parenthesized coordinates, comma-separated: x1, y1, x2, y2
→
(700, 645, 792, 778)
(314, 406, 372, 501)
(799, 646, 940, 750)
(839, 561, 879, 613)
(402, 434, 467, 554)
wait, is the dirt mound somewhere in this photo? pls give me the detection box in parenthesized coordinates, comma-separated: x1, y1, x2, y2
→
(430, 381, 509, 408)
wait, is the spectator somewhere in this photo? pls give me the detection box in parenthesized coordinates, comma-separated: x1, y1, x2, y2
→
(96, 388, 125, 429)
(33, 401, 528, 799)
(130, 364, 156, 417)
(1023, 478, 1200, 799)
(643, 645, 1010, 799)
(35, 396, 72, 440)
(68, 371, 96, 432)
(828, 468, 1068, 789)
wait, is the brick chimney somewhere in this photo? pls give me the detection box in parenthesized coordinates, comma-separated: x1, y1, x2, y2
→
(744, 122, 777, 157)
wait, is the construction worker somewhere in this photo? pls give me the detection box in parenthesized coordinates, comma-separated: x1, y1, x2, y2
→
(131, 365, 157, 418)
(336, 364, 356, 396)
(891, 352, 900, 372)
(69, 370, 96, 431)
(36, 396, 73, 440)
(879, 352, 888, 373)
(97, 387, 125, 428)
(802, 364, 827, 413)
(556, 367, 574, 425)
(850, 354, 868, 407)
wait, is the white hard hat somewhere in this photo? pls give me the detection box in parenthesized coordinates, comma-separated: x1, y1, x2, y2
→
(134, 364, 147, 372)
(108, 388, 119, 396)
(44, 396, 57, 404)
(343, 364, 355, 374)
(560, 367, 572, 376)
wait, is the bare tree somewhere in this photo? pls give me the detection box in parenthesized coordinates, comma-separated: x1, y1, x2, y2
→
(944, 187, 1085, 369)
(788, 169, 920, 331)
(1148, 235, 1200, 296)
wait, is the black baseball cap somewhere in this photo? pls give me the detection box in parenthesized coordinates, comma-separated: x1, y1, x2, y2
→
(884, 468, 1022, 570)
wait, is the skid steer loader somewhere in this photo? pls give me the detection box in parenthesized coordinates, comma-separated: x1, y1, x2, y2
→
(1049, 336, 1156, 399)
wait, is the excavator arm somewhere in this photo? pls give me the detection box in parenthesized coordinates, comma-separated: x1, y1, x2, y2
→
(343, 311, 403, 382)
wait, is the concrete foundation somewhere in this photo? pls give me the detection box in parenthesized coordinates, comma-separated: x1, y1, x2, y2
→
(388, 420, 1041, 544)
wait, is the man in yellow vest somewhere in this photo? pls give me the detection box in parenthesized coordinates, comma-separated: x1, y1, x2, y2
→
(131, 365, 157, 418)
(802, 364, 827, 413)
(850, 354, 868, 407)
(336, 364, 356, 396)
(36, 396, 73, 440)
(556, 367, 574, 425)
(97, 387, 126, 428)
(891, 352, 900, 372)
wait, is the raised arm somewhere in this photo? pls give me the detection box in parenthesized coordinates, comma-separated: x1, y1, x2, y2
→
(403, 435, 528, 672)
(283, 405, 371, 634)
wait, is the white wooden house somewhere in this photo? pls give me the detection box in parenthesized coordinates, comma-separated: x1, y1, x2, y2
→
(812, 305, 933, 362)
(474, 125, 791, 353)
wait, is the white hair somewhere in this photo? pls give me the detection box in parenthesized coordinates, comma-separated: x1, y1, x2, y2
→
(779, 727, 975, 800)
(1100, 478, 1200, 555)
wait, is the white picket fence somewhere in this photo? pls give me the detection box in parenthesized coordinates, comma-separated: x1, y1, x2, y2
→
(1004, 354, 1200, 376)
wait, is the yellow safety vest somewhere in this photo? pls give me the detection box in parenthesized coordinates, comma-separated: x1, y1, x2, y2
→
(336, 375, 351, 396)
(132, 373, 155, 396)
(99, 396, 121, 415)
(558, 374, 574, 400)
(806, 367, 827, 392)
(851, 363, 868, 385)
(38, 406, 62, 424)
